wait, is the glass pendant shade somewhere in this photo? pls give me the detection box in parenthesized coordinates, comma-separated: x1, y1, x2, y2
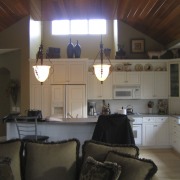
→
(93, 64, 111, 81)
(33, 65, 51, 82)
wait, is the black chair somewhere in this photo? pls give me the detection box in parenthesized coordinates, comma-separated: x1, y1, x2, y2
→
(92, 114, 135, 145)
(14, 116, 49, 142)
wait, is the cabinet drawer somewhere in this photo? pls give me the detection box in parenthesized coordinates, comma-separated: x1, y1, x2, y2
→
(172, 130, 180, 137)
(133, 118, 143, 124)
(174, 125, 180, 133)
(155, 117, 168, 123)
(143, 117, 155, 123)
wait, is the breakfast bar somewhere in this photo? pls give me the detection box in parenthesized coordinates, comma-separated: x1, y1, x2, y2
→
(6, 117, 97, 147)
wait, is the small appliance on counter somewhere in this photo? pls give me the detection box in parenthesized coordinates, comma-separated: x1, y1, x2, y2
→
(118, 107, 127, 115)
(126, 105, 134, 115)
(88, 102, 97, 116)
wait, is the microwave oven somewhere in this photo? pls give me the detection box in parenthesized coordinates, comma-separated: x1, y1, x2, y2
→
(113, 86, 141, 99)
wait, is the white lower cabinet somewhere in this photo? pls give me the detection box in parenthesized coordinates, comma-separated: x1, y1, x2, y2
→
(170, 117, 180, 153)
(143, 116, 169, 147)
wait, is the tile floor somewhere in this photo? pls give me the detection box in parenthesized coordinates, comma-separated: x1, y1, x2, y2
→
(139, 149, 180, 180)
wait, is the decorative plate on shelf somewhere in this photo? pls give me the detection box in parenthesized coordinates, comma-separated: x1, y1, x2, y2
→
(154, 66, 163, 71)
(144, 64, 153, 71)
(115, 64, 124, 71)
(135, 64, 143, 71)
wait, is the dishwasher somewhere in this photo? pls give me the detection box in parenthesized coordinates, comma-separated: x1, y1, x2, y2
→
(132, 117, 143, 145)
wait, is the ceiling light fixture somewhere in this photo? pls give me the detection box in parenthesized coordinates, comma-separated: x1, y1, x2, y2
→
(33, 44, 51, 83)
(93, 36, 112, 83)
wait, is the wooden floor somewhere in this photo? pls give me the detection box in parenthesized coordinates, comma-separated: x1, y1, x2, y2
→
(139, 149, 180, 180)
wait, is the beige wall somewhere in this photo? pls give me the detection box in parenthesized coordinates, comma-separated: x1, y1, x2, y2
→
(43, 20, 115, 59)
(42, 20, 163, 60)
(0, 51, 21, 108)
(117, 20, 164, 59)
(0, 16, 30, 114)
(29, 18, 41, 59)
(0, 17, 164, 115)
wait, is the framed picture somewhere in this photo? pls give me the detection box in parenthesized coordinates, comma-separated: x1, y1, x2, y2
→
(131, 39, 145, 53)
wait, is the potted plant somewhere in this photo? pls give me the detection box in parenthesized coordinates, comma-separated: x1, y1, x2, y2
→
(148, 101, 154, 114)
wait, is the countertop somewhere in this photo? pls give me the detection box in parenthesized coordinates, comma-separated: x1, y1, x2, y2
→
(6, 114, 180, 124)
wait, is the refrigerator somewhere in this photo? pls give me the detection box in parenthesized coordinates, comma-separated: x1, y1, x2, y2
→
(51, 85, 87, 118)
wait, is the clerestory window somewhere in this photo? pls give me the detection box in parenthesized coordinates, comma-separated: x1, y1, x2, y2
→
(52, 19, 106, 35)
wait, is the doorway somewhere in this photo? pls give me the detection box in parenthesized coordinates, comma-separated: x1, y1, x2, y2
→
(0, 67, 10, 140)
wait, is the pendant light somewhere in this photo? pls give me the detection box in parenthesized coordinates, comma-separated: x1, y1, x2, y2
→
(33, 44, 51, 83)
(93, 36, 111, 83)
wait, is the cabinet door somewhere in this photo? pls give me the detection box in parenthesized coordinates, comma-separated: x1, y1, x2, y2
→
(68, 62, 86, 84)
(113, 72, 140, 85)
(143, 123, 156, 146)
(169, 63, 179, 97)
(154, 72, 168, 98)
(126, 72, 140, 85)
(141, 72, 154, 99)
(87, 73, 102, 99)
(172, 135, 180, 153)
(51, 61, 86, 84)
(113, 72, 126, 84)
(51, 85, 65, 118)
(67, 85, 87, 118)
(30, 85, 42, 110)
(88, 73, 112, 99)
(156, 122, 169, 145)
(51, 62, 68, 84)
(30, 85, 51, 118)
(41, 85, 51, 118)
(101, 74, 113, 99)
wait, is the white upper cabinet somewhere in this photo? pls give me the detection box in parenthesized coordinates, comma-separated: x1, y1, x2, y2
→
(51, 59, 87, 84)
(87, 72, 112, 99)
(154, 71, 168, 98)
(113, 72, 141, 85)
(141, 71, 168, 99)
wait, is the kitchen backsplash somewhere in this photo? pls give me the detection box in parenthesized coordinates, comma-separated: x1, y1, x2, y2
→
(88, 99, 168, 115)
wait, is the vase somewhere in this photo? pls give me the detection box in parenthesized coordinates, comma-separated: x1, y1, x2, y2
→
(148, 108, 153, 114)
(74, 40, 81, 58)
(67, 38, 74, 58)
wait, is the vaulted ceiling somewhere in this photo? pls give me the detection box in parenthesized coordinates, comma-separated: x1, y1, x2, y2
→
(0, 0, 179, 47)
